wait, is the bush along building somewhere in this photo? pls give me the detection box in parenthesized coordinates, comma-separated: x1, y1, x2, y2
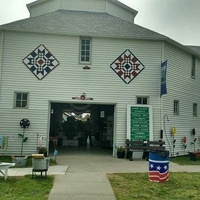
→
(0, 0, 199, 157)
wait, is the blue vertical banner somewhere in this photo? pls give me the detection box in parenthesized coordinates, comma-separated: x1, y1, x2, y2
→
(161, 60, 167, 95)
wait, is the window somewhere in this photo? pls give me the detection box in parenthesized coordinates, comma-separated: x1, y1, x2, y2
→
(137, 97, 148, 105)
(173, 100, 179, 115)
(14, 92, 29, 108)
(193, 103, 197, 117)
(80, 37, 91, 63)
(191, 55, 196, 78)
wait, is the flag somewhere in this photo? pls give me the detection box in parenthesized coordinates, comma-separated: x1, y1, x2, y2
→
(161, 60, 167, 95)
(149, 159, 169, 182)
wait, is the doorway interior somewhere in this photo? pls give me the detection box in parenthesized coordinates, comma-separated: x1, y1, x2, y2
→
(49, 102, 115, 154)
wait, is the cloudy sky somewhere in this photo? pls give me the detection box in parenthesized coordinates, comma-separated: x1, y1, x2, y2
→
(0, 0, 199, 46)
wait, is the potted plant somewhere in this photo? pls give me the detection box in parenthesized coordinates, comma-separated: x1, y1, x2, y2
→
(12, 118, 30, 167)
(116, 146, 126, 158)
(37, 146, 48, 157)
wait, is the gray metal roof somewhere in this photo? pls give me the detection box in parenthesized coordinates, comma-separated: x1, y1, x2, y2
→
(0, 10, 199, 57)
(0, 10, 166, 40)
(186, 46, 200, 54)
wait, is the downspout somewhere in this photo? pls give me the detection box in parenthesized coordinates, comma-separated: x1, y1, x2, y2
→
(0, 30, 5, 98)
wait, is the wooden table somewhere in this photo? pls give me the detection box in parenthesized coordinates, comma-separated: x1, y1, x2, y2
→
(0, 162, 15, 180)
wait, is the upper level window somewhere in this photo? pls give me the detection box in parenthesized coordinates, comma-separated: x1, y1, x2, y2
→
(191, 55, 196, 78)
(137, 97, 148, 105)
(193, 103, 197, 117)
(14, 92, 29, 108)
(173, 100, 179, 115)
(80, 37, 91, 63)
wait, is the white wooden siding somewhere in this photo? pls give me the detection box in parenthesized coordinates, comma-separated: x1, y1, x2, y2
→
(29, 0, 136, 23)
(0, 31, 163, 155)
(106, 0, 135, 23)
(163, 42, 200, 156)
(0, 31, 3, 89)
(29, 0, 60, 17)
(60, 0, 106, 13)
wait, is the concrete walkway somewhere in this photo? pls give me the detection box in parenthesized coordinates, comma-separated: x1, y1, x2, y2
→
(47, 147, 200, 200)
(4, 147, 200, 200)
(8, 165, 69, 176)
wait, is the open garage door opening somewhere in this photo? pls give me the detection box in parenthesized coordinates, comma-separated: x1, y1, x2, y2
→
(49, 102, 115, 155)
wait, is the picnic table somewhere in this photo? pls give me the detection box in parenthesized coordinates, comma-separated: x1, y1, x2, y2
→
(0, 162, 15, 180)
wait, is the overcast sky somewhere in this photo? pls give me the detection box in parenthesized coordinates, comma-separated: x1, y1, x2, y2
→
(0, 0, 199, 46)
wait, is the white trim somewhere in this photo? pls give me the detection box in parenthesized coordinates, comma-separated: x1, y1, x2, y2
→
(47, 101, 117, 155)
(127, 104, 153, 141)
(13, 92, 29, 109)
(79, 37, 92, 65)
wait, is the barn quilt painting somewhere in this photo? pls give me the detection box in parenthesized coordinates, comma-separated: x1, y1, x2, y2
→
(110, 49, 145, 84)
(23, 44, 59, 80)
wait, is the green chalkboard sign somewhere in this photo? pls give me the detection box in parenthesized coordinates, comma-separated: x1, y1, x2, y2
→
(127, 105, 153, 141)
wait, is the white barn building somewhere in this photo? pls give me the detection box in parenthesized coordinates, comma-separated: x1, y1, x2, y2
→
(0, 0, 200, 157)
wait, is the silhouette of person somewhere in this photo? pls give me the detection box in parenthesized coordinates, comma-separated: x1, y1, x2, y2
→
(83, 118, 92, 146)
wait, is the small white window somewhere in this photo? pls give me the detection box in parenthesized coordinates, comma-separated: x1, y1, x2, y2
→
(191, 56, 196, 78)
(80, 37, 91, 64)
(14, 92, 29, 108)
(137, 97, 148, 105)
(193, 103, 197, 117)
(173, 100, 179, 115)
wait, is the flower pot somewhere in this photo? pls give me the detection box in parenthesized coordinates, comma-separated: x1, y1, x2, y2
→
(117, 151, 125, 158)
(12, 156, 27, 167)
(38, 147, 48, 157)
(38, 151, 48, 157)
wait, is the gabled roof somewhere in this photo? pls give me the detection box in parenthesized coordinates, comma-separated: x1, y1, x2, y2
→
(26, 0, 138, 21)
(186, 46, 200, 54)
(0, 10, 165, 40)
(0, 10, 199, 58)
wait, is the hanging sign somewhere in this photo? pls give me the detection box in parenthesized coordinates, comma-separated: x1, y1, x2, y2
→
(127, 105, 153, 141)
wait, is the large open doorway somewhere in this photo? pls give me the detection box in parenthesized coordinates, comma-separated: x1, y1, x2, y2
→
(49, 102, 115, 155)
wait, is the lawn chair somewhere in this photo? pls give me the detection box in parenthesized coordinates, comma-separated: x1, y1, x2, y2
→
(32, 154, 49, 178)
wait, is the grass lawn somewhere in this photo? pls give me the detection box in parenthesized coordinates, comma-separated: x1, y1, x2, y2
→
(0, 154, 199, 199)
(107, 172, 200, 200)
(0, 175, 54, 200)
(108, 155, 200, 200)
(170, 155, 200, 165)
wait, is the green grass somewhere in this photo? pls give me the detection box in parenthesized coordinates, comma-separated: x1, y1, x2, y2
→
(107, 172, 200, 200)
(108, 155, 200, 200)
(170, 155, 200, 165)
(0, 175, 54, 200)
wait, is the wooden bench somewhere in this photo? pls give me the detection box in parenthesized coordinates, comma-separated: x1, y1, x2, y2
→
(188, 151, 200, 161)
(125, 139, 165, 161)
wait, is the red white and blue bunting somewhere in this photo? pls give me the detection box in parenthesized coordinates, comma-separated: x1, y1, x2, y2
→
(23, 44, 59, 80)
(110, 49, 145, 84)
(72, 93, 93, 101)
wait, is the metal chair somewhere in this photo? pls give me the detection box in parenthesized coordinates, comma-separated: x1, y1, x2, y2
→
(32, 154, 49, 178)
